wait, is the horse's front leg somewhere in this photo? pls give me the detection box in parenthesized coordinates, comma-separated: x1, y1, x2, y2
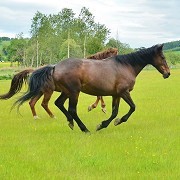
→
(96, 96, 120, 131)
(114, 91, 135, 126)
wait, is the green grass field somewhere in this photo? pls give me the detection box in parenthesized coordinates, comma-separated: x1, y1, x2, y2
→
(0, 69, 179, 179)
(0, 62, 18, 69)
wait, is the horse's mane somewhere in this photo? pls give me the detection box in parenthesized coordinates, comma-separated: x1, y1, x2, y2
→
(115, 45, 157, 67)
(87, 48, 118, 60)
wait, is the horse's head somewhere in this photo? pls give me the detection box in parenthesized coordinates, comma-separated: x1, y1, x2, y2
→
(152, 44, 170, 79)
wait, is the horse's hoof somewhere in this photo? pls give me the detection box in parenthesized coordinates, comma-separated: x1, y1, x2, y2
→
(88, 106, 92, 112)
(101, 108, 106, 114)
(68, 123, 74, 130)
(50, 115, 56, 119)
(34, 116, 40, 119)
(114, 118, 122, 126)
(84, 129, 91, 134)
(96, 123, 103, 131)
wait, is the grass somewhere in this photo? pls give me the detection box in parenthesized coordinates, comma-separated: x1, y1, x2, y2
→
(0, 69, 179, 179)
(0, 62, 18, 69)
(0, 62, 11, 68)
(0, 63, 22, 80)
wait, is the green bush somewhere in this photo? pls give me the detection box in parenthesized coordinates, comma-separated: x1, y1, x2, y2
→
(164, 51, 180, 65)
(0, 74, 13, 80)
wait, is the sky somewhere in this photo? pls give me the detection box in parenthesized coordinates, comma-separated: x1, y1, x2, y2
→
(0, 0, 180, 48)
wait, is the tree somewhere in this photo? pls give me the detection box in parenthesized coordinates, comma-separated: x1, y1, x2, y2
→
(4, 7, 134, 67)
(106, 38, 133, 54)
(86, 37, 103, 55)
(6, 33, 27, 66)
(164, 51, 180, 65)
(75, 7, 110, 57)
(59, 39, 83, 60)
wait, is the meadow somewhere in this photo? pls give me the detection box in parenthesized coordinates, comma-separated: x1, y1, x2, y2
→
(0, 69, 179, 179)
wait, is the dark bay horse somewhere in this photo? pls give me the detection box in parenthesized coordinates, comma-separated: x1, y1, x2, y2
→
(87, 48, 118, 113)
(0, 48, 118, 118)
(14, 44, 170, 132)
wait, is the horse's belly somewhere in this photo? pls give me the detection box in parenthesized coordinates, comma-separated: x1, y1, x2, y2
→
(81, 84, 113, 96)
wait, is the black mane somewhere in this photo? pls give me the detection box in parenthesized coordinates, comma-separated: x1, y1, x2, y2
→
(115, 45, 157, 67)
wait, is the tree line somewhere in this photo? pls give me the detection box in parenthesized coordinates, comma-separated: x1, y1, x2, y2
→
(163, 40, 180, 51)
(0, 7, 132, 67)
(0, 7, 179, 66)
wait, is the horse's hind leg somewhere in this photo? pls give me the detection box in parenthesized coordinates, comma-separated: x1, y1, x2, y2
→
(88, 96, 106, 113)
(29, 92, 43, 119)
(114, 91, 135, 126)
(69, 92, 90, 133)
(41, 90, 55, 118)
(88, 96, 100, 112)
(55, 92, 74, 130)
(100, 96, 106, 113)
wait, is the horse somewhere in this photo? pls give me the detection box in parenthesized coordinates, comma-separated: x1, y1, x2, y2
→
(13, 44, 170, 132)
(86, 47, 118, 113)
(0, 48, 118, 119)
(14, 44, 170, 132)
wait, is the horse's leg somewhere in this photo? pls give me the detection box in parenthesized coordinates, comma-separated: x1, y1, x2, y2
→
(54, 92, 74, 130)
(68, 92, 90, 133)
(41, 90, 55, 118)
(88, 96, 100, 112)
(114, 91, 135, 126)
(100, 96, 106, 113)
(96, 96, 120, 131)
(29, 92, 43, 119)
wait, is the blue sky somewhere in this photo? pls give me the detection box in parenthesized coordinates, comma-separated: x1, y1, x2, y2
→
(0, 0, 179, 48)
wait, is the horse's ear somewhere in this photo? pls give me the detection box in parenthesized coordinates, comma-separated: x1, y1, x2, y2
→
(158, 44, 164, 50)
(156, 44, 164, 53)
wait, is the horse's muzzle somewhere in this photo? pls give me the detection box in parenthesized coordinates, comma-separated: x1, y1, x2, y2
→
(163, 72, 170, 79)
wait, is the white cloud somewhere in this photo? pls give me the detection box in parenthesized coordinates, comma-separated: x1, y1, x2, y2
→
(0, 0, 179, 48)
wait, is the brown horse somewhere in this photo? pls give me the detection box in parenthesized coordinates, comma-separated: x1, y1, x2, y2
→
(87, 48, 118, 113)
(0, 67, 56, 119)
(14, 44, 170, 132)
(0, 48, 118, 118)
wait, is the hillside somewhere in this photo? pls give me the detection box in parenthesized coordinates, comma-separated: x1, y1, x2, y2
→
(163, 40, 180, 51)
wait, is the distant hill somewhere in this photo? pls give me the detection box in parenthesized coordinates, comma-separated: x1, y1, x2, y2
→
(0, 37, 13, 41)
(163, 40, 180, 51)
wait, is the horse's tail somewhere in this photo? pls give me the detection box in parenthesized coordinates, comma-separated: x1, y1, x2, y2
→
(0, 69, 34, 99)
(14, 65, 55, 108)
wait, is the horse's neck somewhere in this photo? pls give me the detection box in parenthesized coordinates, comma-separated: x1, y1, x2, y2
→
(132, 63, 147, 77)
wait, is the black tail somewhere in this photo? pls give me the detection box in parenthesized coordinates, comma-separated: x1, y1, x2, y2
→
(14, 65, 55, 108)
(0, 69, 34, 99)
